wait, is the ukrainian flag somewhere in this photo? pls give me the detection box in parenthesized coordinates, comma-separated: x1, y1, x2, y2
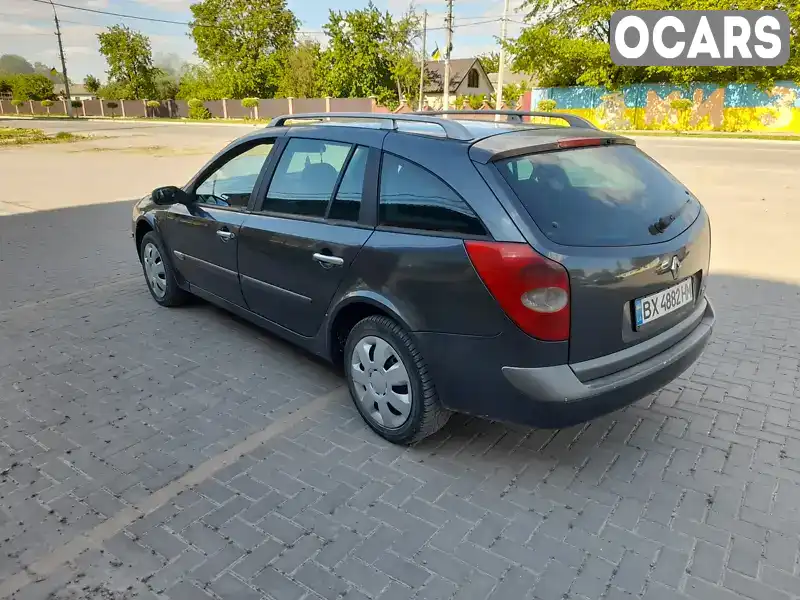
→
(431, 45, 441, 61)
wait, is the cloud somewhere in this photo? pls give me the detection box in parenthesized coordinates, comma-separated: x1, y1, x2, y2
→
(129, 0, 193, 12)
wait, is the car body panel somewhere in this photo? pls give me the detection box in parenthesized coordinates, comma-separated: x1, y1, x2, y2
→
(238, 216, 374, 337)
(334, 230, 511, 336)
(160, 204, 247, 306)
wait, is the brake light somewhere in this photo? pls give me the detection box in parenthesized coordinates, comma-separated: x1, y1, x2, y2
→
(465, 241, 570, 341)
(557, 137, 605, 149)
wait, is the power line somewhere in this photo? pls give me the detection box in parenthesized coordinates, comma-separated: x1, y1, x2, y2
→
(17, 0, 505, 35)
(26, 0, 198, 26)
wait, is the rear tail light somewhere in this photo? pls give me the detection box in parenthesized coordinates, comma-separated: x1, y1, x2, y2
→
(465, 241, 570, 341)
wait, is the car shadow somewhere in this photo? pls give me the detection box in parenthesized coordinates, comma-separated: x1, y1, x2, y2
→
(3, 199, 799, 484)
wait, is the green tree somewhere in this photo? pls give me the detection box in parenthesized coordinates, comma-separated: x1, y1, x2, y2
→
(477, 52, 501, 73)
(98, 81, 127, 101)
(319, 2, 420, 104)
(97, 25, 160, 99)
(83, 75, 101, 94)
(509, 0, 800, 88)
(384, 6, 422, 102)
(0, 75, 13, 95)
(11, 74, 55, 101)
(0, 54, 34, 74)
(177, 64, 225, 100)
(277, 39, 322, 98)
(538, 98, 557, 111)
(189, 0, 298, 99)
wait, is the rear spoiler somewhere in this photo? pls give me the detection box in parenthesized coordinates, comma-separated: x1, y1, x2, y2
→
(470, 133, 636, 164)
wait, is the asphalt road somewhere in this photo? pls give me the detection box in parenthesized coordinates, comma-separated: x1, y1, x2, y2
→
(0, 121, 799, 600)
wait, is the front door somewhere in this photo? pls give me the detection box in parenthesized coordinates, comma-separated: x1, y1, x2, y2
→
(162, 140, 276, 306)
(238, 138, 376, 337)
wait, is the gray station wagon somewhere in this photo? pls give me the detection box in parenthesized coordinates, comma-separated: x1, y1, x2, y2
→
(132, 111, 715, 444)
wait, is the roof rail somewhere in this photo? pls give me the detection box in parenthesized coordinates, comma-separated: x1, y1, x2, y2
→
(267, 112, 474, 141)
(419, 110, 597, 129)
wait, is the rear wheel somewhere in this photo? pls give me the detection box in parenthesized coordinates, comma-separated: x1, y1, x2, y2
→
(344, 315, 451, 445)
(139, 231, 187, 307)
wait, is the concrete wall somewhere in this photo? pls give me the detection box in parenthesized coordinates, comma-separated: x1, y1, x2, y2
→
(532, 81, 800, 132)
(0, 96, 382, 120)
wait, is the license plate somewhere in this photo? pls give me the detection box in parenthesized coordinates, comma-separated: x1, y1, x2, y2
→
(634, 278, 693, 328)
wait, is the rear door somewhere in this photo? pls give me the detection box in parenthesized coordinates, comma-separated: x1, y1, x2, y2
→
(495, 141, 711, 363)
(237, 133, 380, 337)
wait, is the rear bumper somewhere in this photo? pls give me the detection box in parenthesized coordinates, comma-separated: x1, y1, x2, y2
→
(416, 297, 714, 429)
(501, 297, 715, 427)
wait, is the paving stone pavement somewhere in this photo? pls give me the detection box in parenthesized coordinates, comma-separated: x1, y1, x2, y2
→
(2, 204, 800, 599)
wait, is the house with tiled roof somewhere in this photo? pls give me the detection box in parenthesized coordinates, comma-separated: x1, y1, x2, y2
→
(417, 58, 494, 109)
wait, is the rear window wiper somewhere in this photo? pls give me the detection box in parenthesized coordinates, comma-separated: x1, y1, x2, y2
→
(649, 195, 692, 235)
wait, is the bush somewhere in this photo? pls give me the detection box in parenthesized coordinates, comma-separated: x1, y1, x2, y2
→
(242, 97, 258, 119)
(670, 98, 694, 131)
(537, 99, 557, 112)
(670, 98, 693, 112)
(106, 101, 119, 117)
(187, 98, 211, 119)
(146, 99, 161, 118)
(71, 100, 83, 109)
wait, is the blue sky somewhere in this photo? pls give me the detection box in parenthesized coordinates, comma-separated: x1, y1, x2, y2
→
(0, 0, 527, 80)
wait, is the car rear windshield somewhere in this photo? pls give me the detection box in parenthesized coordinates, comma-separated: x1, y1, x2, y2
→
(497, 144, 701, 247)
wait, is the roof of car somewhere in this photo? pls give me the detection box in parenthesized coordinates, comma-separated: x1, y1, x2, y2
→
(229, 112, 630, 164)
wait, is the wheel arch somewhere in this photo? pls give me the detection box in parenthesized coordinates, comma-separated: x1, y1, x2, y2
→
(326, 292, 417, 370)
(134, 217, 156, 254)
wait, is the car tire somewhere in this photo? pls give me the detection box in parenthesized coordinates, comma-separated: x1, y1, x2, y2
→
(344, 315, 451, 445)
(139, 231, 187, 307)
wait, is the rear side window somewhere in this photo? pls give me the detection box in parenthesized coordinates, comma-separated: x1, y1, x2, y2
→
(328, 146, 368, 222)
(498, 145, 701, 247)
(379, 154, 485, 236)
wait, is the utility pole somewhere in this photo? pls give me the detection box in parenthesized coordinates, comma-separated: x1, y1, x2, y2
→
(442, 0, 453, 111)
(50, 0, 73, 117)
(495, 0, 510, 121)
(419, 10, 427, 111)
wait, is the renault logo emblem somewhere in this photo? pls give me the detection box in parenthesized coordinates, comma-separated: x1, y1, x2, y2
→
(669, 256, 681, 280)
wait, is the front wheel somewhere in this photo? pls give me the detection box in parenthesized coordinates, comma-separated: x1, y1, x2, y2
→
(344, 315, 451, 445)
(139, 231, 187, 307)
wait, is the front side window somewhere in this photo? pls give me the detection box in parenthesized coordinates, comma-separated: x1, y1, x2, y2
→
(379, 154, 486, 236)
(195, 142, 274, 208)
(263, 138, 351, 218)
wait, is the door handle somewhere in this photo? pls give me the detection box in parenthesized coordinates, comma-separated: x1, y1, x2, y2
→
(312, 252, 344, 267)
(216, 230, 235, 242)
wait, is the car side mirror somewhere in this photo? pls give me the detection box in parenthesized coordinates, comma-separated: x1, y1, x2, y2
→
(152, 186, 190, 205)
